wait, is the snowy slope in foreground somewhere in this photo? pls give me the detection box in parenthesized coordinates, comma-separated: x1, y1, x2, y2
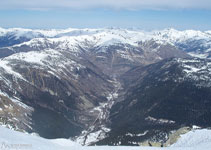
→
(0, 126, 211, 150)
(0, 126, 80, 150)
(172, 129, 211, 149)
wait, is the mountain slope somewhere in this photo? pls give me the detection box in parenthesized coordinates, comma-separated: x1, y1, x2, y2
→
(96, 58, 211, 145)
(0, 48, 114, 138)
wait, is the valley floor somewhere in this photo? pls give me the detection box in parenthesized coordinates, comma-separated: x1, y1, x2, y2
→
(0, 126, 211, 150)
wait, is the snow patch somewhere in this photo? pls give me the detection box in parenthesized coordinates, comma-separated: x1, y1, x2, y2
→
(126, 131, 148, 137)
(145, 116, 175, 124)
(188, 52, 209, 59)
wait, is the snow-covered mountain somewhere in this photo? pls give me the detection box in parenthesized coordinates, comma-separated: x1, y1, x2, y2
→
(0, 27, 211, 58)
(0, 27, 191, 77)
(0, 47, 115, 138)
(0, 27, 211, 147)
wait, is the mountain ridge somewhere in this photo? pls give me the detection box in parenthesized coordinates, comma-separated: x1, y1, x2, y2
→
(0, 27, 210, 59)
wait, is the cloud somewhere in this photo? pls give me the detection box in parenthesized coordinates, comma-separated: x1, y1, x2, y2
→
(0, 0, 211, 10)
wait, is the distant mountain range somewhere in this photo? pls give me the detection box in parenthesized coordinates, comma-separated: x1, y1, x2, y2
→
(0, 27, 210, 58)
(0, 27, 211, 146)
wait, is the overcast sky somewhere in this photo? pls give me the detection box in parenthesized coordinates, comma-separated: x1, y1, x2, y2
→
(0, 0, 210, 30)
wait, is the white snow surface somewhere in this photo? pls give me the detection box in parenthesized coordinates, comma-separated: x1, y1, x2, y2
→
(171, 129, 211, 150)
(0, 126, 80, 150)
(6, 49, 61, 65)
(0, 126, 211, 150)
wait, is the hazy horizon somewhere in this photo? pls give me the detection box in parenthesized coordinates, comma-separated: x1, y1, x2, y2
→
(0, 1, 210, 30)
(0, 26, 210, 32)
